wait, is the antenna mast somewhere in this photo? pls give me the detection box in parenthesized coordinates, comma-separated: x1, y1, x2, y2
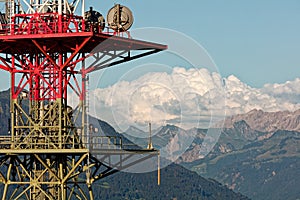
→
(147, 122, 154, 150)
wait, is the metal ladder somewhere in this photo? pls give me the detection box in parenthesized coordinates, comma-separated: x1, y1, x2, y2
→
(85, 75, 90, 149)
(5, 0, 14, 24)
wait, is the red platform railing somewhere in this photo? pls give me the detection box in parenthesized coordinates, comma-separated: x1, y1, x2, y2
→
(0, 12, 131, 38)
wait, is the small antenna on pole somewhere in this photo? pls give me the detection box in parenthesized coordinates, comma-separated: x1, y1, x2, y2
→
(147, 122, 154, 150)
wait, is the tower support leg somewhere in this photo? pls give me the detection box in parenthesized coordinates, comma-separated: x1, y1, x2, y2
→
(2, 162, 12, 200)
(88, 184, 94, 200)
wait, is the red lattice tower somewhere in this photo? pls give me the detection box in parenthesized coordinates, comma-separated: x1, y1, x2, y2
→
(0, 1, 166, 199)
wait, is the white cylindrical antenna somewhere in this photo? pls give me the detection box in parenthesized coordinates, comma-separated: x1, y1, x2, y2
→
(58, 0, 62, 15)
(147, 122, 154, 150)
(82, 0, 85, 18)
(63, 0, 67, 14)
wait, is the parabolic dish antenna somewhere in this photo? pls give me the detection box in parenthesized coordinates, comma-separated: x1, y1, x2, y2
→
(107, 4, 134, 32)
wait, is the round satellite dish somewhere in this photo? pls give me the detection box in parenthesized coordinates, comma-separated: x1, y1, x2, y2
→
(107, 4, 134, 32)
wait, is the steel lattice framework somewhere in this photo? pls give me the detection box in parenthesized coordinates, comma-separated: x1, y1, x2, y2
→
(0, 0, 167, 199)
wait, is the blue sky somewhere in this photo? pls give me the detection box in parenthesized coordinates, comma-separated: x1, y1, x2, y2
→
(91, 0, 300, 88)
(0, 1, 299, 89)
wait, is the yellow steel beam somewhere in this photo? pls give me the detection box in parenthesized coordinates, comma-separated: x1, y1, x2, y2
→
(1, 162, 12, 200)
(13, 184, 32, 200)
(34, 154, 60, 181)
(62, 153, 88, 183)
(0, 149, 89, 154)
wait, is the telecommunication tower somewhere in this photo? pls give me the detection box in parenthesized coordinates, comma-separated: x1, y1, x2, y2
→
(0, 0, 167, 199)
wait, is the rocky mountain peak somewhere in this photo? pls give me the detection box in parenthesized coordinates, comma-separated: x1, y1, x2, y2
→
(233, 120, 251, 131)
(222, 109, 300, 132)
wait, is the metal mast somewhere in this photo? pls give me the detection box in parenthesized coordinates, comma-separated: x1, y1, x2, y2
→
(0, 0, 167, 199)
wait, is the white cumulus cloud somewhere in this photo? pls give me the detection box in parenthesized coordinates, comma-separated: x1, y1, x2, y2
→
(77, 67, 300, 132)
(261, 78, 300, 104)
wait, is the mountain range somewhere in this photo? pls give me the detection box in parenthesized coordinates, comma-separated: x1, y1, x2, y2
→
(1, 88, 299, 199)
(181, 127, 300, 200)
(0, 89, 248, 200)
(220, 108, 300, 132)
(123, 109, 300, 200)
